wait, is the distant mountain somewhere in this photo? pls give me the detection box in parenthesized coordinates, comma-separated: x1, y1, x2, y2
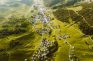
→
(0, 0, 33, 17)
(43, 0, 93, 7)
(43, 0, 62, 6)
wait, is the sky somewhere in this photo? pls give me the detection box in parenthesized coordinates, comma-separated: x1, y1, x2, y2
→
(0, 0, 8, 4)
(0, 0, 22, 5)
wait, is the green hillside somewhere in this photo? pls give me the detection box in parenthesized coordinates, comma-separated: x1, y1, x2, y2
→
(53, 2, 93, 35)
(0, 0, 93, 61)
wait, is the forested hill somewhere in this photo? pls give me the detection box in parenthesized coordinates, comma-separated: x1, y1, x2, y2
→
(43, 0, 93, 7)
(53, 2, 93, 35)
(43, 0, 81, 7)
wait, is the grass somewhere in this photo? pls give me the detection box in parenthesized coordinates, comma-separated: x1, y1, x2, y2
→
(0, 3, 93, 61)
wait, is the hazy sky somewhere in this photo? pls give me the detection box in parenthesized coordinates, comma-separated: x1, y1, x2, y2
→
(0, 0, 22, 5)
(0, 0, 8, 4)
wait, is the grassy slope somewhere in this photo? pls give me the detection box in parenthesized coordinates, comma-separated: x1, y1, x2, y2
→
(48, 18, 93, 61)
(53, 3, 93, 35)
